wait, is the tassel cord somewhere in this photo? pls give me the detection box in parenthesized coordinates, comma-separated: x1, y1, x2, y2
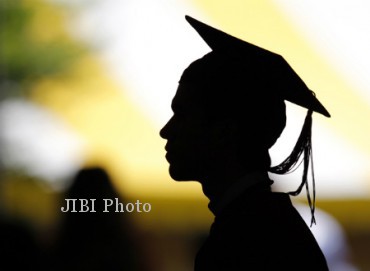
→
(269, 110, 316, 226)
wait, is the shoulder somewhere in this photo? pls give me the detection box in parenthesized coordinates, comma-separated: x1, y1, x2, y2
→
(207, 193, 328, 269)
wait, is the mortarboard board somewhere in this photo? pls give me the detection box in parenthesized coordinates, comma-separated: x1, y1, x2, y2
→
(183, 15, 331, 225)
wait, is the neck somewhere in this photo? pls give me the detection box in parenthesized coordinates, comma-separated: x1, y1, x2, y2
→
(201, 180, 230, 203)
(203, 171, 271, 215)
(198, 149, 271, 202)
(200, 168, 265, 202)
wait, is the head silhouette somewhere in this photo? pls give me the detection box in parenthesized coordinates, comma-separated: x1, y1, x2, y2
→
(160, 52, 286, 183)
(160, 16, 330, 189)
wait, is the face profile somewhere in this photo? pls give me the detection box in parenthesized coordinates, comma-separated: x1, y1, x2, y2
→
(160, 84, 207, 181)
(160, 84, 236, 182)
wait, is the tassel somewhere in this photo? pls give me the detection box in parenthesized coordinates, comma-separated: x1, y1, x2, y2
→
(269, 110, 316, 226)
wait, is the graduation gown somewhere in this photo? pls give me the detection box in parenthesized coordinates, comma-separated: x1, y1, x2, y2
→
(194, 183, 329, 270)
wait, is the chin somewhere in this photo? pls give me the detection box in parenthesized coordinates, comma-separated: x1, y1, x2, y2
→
(168, 164, 197, 182)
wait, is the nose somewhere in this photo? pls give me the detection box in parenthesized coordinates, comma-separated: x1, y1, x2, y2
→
(160, 117, 173, 139)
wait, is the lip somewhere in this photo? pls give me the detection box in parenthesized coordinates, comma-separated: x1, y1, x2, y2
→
(165, 152, 171, 162)
(164, 144, 170, 152)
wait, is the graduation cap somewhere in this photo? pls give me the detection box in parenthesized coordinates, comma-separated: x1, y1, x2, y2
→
(185, 15, 330, 117)
(183, 15, 331, 225)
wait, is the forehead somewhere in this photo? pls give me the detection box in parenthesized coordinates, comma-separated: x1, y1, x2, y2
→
(171, 84, 203, 111)
(172, 82, 242, 121)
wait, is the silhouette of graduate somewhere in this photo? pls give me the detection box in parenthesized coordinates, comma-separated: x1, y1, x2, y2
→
(160, 16, 329, 270)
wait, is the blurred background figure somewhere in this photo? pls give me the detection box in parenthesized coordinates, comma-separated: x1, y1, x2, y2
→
(49, 167, 151, 271)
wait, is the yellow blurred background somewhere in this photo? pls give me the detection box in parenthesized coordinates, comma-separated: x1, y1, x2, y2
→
(1, 0, 369, 270)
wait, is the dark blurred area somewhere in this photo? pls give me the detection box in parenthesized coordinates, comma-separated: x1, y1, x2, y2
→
(0, 214, 43, 270)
